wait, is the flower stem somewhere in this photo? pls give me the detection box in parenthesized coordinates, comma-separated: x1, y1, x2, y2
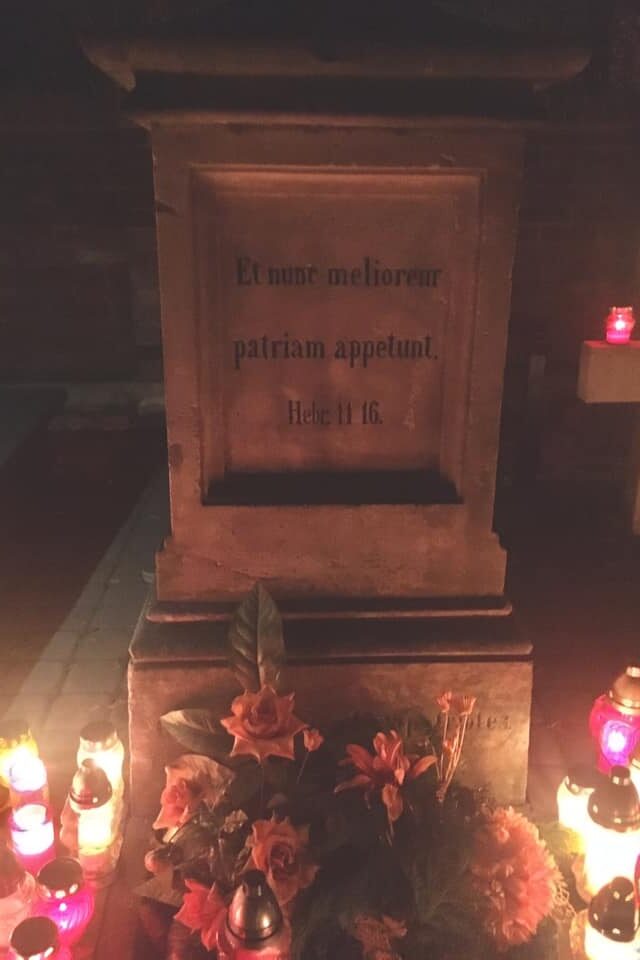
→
(259, 762, 266, 816)
(295, 750, 309, 787)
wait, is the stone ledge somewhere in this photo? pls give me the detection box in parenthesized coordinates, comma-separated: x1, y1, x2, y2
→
(577, 340, 640, 403)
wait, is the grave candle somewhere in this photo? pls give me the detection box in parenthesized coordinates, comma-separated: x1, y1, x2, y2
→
(216, 870, 290, 959)
(585, 877, 640, 960)
(35, 858, 94, 947)
(584, 767, 640, 896)
(0, 722, 38, 810)
(10, 805, 55, 876)
(70, 761, 116, 887)
(590, 666, 640, 772)
(9, 756, 49, 809)
(556, 765, 599, 850)
(9, 916, 71, 960)
(77, 721, 124, 801)
(605, 306, 635, 345)
(0, 846, 35, 953)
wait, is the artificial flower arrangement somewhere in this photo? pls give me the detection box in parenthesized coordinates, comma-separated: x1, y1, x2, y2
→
(137, 584, 571, 960)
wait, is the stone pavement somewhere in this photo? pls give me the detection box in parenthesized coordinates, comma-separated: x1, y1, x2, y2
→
(2, 466, 168, 810)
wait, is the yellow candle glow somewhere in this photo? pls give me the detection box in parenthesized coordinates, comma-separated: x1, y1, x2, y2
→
(584, 767, 640, 896)
(77, 722, 124, 800)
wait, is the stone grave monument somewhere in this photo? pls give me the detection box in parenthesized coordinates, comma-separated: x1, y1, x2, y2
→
(82, 29, 588, 816)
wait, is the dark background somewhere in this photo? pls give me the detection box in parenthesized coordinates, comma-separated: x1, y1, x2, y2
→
(0, 0, 638, 529)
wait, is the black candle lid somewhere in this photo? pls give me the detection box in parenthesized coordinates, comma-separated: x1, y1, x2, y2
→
(588, 877, 639, 942)
(227, 870, 282, 942)
(10, 917, 59, 959)
(37, 857, 84, 899)
(79, 720, 119, 753)
(588, 765, 640, 832)
(70, 759, 112, 809)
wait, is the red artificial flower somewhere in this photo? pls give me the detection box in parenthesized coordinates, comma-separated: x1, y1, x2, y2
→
(221, 685, 307, 763)
(175, 879, 227, 951)
(335, 730, 436, 830)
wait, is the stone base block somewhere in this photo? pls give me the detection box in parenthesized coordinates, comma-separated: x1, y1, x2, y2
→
(578, 340, 640, 403)
(128, 599, 532, 817)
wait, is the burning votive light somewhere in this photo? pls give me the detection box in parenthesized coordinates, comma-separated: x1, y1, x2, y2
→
(605, 306, 636, 345)
(0, 722, 38, 812)
(70, 761, 117, 888)
(590, 666, 640, 772)
(9, 756, 49, 809)
(77, 721, 124, 801)
(585, 877, 640, 960)
(10, 805, 55, 876)
(35, 858, 94, 947)
(9, 916, 71, 960)
(0, 845, 36, 952)
(584, 766, 640, 897)
(557, 765, 600, 851)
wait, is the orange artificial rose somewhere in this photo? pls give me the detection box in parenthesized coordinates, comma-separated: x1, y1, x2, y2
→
(248, 816, 318, 908)
(303, 728, 324, 752)
(221, 685, 306, 763)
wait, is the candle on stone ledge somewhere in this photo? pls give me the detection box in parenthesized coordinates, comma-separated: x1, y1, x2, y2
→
(9, 756, 49, 810)
(605, 306, 635, 345)
(0, 721, 38, 811)
(584, 877, 640, 960)
(584, 766, 640, 897)
(589, 666, 640, 772)
(34, 857, 94, 947)
(556, 765, 600, 851)
(9, 916, 71, 960)
(70, 761, 117, 888)
(77, 721, 124, 802)
(10, 804, 55, 876)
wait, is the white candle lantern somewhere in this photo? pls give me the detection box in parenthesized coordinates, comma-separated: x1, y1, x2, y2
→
(585, 876, 640, 959)
(556, 765, 600, 850)
(584, 766, 640, 896)
(69, 761, 116, 887)
(10, 805, 55, 876)
(76, 722, 124, 801)
(9, 756, 49, 810)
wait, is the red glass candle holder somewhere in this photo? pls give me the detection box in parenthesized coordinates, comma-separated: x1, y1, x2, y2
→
(590, 666, 640, 772)
(605, 306, 635, 344)
(35, 858, 94, 947)
(10, 804, 55, 876)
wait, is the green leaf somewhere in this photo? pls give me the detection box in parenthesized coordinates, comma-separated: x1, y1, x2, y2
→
(160, 709, 235, 765)
(228, 583, 285, 692)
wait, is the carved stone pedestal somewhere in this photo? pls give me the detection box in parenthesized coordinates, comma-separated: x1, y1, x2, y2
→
(128, 596, 532, 817)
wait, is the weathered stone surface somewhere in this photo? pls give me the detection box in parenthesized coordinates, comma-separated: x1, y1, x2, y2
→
(128, 609, 532, 816)
(578, 341, 640, 403)
(140, 113, 522, 608)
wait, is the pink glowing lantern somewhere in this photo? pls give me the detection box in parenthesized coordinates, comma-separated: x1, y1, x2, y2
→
(9, 756, 49, 810)
(34, 858, 94, 947)
(9, 916, 71, 960)
(605, 306, 636, 345)
(10, 805, 55, 876)
(590, 666, 640, 772)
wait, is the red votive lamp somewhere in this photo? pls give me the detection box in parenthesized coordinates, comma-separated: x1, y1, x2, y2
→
(605, 306, 635, 345)
(9, 756, 49, 809)
(590, 666, 640, 772)
(9, 916, 71, 960)
(10, 804, 55, 876)
(34, 858, 94, 947)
